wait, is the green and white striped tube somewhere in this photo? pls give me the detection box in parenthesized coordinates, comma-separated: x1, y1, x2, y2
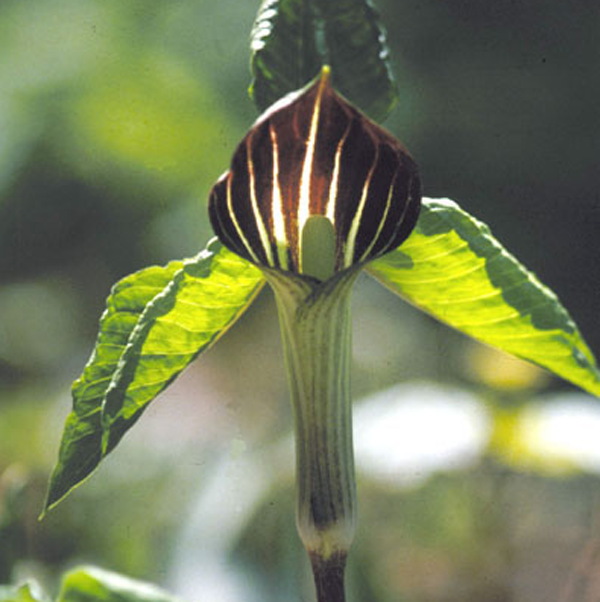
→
(209, 67, 421, 600)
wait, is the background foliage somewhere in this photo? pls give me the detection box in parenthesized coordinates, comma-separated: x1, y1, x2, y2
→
(1, 0, 599, 601)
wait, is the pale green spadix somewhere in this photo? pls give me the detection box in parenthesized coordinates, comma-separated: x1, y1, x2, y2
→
(301, 215, 337, 281)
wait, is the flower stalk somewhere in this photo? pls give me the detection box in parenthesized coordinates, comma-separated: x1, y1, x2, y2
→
(208, 67, 421, 600)
(264, 265, 360, 601)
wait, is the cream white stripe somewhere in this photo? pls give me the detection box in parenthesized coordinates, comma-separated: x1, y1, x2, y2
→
(359, 177, 395, 262)
(297, 77, 326, 271)
(226, 176, 260, 263)
(343, 145, 379, 267)
(325, 123, 351, 223)
(246, 138, 275, 266)
(381, 177, 415, 254)
(269, 125, 289, 270)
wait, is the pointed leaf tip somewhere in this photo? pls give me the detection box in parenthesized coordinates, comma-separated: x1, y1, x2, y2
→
(44, 243, 264, 512)
(250, 0, 398, 121)
(367, 198, 600, 397)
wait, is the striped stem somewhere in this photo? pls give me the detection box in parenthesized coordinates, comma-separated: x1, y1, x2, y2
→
(263, 267, 360, 601)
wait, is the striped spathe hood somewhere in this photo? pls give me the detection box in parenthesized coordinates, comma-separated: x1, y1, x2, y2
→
(209, 67, 421, 280)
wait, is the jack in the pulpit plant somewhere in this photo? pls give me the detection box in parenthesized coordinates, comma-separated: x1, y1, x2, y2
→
(42, 11, 600, 602)
(208, 66, 420, 598)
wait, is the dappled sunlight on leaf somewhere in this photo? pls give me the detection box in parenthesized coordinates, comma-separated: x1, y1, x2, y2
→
(44, 242, 264, 512)
(369, 198, 600, 397)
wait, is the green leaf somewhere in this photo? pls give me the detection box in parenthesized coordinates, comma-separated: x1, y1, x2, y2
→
(316, 0, 398, 121)
(367, 198, 600, 397)
(57, 566, 181, 602)
(250, 0, 321, 111)
(44, 240, 264, 514)
(250, 0, 397, 122)
(43, 259, 184, 515)
(0, 584, 42, 602)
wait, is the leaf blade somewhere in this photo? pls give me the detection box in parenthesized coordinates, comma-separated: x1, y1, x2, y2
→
(0, 584, 41, 602)
(316, 0, 398, 121)
(367, 198, 600, 397)
(43, 260, 184, 515)
(44, 241, 264, 514)
(250, 0, 398, 121)
(101, 244, 264, 445)
(250, 0, 322, 112)
(58, 566, 182, 602)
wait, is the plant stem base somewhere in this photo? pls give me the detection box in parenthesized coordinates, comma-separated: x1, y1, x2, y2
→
(263, 266, 361, 601)
(310, 552, 347, 602)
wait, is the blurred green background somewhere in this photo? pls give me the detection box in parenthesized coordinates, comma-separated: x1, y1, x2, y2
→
(1, 1, 599, 601)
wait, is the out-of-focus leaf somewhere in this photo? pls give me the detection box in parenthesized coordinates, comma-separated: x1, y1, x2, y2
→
(44, 240, 264, 514)
(368, 198, 600, 397)
(57, 566, 181, 602)
(250, 0, 397, 121)
(67, 55, 235, 188)
(0, 99, 41, 199)
(0, 584, 41, 602)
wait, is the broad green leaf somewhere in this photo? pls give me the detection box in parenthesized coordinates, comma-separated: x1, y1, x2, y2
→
(43, 259, 184, 514)
(250, 0, 321, 111)
(44, 240, 264, 514)
(316, 0, 398, 122)
(367, 198, 600, 397)
(250, 0, 397, 122)
(100, 243, 263, 449)
(0, 584, 42, 602)
(58, 566, 181, 602)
